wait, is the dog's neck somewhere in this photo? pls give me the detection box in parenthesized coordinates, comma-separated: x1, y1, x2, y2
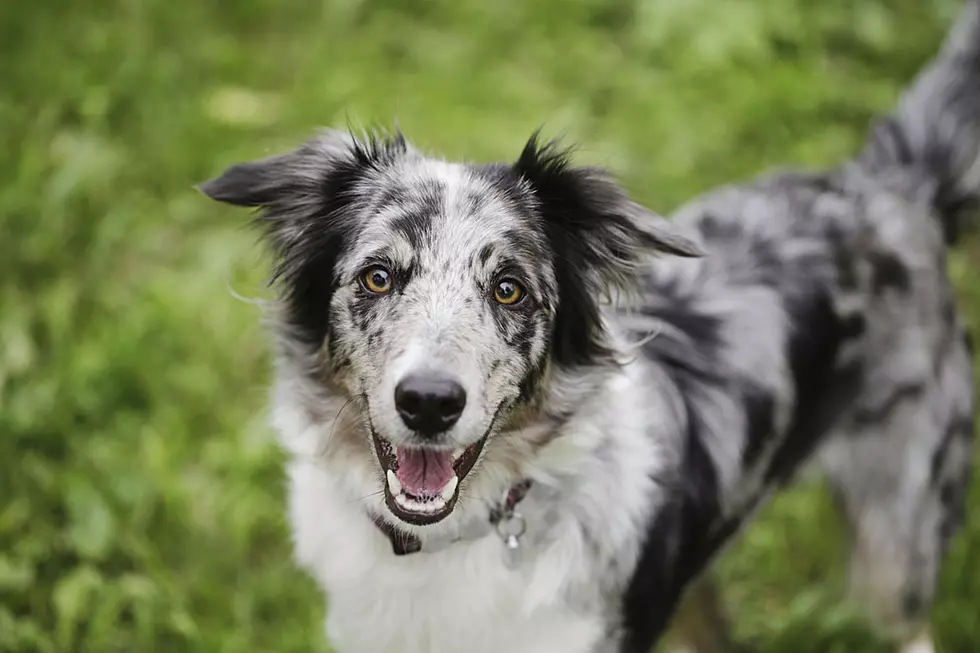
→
(371, 479, 534, 557)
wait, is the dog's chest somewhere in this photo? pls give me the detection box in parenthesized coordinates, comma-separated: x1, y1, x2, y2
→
(288, 463, 608, 653)
(327, 541, 606, 653)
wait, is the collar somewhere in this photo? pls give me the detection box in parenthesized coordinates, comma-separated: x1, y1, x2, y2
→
(373, 480, 533, 556)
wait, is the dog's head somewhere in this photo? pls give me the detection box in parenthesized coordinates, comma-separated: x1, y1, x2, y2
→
(201, 130, 700, 527)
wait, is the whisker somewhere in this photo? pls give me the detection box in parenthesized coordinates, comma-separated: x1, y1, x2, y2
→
(225, 278, 272, 308)
(330, 396, 358, 436)
(313, 394, 362, 460)
(348, 489, 385, 505)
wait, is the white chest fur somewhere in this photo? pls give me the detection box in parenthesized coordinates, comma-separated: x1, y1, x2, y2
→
(287, 461, 607, 653)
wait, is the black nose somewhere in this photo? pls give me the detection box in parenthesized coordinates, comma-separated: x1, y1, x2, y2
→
(394, 372, 467, 436)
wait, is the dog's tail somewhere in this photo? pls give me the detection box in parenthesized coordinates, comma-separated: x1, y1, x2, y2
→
(857, 0, 980, 245)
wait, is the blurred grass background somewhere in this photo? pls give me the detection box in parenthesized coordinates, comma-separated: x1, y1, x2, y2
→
(1, 0, 978, 651)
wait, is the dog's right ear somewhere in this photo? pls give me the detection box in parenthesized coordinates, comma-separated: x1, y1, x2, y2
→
(198, 152, 300, 208)
(198, 130, 379, 206)
(199, 129, 412, 245)
(198, 130, 381, 240)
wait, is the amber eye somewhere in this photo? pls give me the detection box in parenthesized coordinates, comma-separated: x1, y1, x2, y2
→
(493, 278, 525, 306)
(362, 266, 392, 294)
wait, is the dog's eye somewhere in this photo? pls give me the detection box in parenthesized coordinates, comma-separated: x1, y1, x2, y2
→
(362, 266, 392, 294)
(493, 278, 525, 306)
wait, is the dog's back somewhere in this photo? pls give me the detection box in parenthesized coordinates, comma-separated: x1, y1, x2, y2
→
(629, 3, 979, 649)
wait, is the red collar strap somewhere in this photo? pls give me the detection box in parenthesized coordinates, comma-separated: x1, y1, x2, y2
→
(374, 480, 533, 556)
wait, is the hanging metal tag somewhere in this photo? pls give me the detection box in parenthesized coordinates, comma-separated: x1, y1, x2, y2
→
(503, 532, 522, 569)
(495, 510, 526, 570)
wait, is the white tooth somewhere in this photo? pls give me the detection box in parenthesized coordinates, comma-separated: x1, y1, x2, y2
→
(386, 470, 402, 495)
(440, 475, 459, 502)
(423, 497, 445, 513)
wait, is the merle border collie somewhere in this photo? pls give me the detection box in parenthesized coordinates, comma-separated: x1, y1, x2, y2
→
(199, 3, 978, 652)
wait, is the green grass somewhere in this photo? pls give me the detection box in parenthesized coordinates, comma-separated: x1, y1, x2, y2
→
(1, 0, 978, 651)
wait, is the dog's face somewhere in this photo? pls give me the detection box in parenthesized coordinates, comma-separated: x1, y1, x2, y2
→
(201, 130, 699, 526)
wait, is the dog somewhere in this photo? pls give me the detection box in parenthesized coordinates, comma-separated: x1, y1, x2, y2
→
(199, 3, 978, 652)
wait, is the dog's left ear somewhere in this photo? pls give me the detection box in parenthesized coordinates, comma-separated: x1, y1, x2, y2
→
(514, 135, 704, 289)
(514, 135, 704, 367)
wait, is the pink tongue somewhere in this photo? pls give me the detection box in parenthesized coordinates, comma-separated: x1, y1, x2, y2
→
(395, 447, 455, 497)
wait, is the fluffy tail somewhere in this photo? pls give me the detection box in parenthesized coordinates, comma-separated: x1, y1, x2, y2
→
(857, 0, 980, 244)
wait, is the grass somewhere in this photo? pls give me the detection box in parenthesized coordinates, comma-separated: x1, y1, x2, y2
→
(1, 0, 977, 651)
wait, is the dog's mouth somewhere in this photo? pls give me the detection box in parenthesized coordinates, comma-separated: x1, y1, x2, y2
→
(371, 432, 489, 526)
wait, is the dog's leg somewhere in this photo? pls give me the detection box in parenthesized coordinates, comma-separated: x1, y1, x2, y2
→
(819, 334, 973, 652)
(665, 574, 733, 653)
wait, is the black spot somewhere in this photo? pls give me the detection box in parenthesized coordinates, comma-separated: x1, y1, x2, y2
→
(397, 260, 418, 291)
(472, 162, 527, 205)
(462, 188, 489, 215)
(697, 215, 781, 288)
(619, 498, 684, 653)
(477, 244, 494, 267)
(512, 327, 535, 359)
(373, 185, 410, 212)
(869, 250, 912, 295)
(937, 475, 968, 553)
(489, 297, 539, 363)
(740, 386, 776, 467)
(825, 224, 859, 292)
(902, 590, 925, 620)
(620, 418, 723, 653)
(697, 213, 722, 236)
(839, 312, 866, 341)
(390, 211, 431, 250)
(349, 294, 378, 333)
(486, 359, 501, 379)
(852, 382, 925, 425)
(517, 359, 547, 404)
(765, 291, 862, 486)
(929, 416, 972, 482)
(640, 282, 723, 349)
(939, 480, 957, 512)
(498, 228, 540, 261)
(937, 193, 978, 246)
(808, 171, 842, 195)
(387, 180, 443, 250)
(276, 154, 367, 349)
(878, 116, 917, 166)
(943, 299, 956, 326)
(284, 250, 345, 349)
